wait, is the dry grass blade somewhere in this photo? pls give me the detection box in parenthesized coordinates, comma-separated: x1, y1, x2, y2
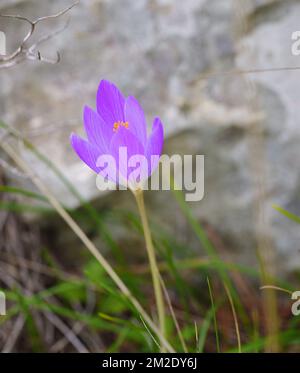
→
(160, 275, 188, 353)
(44, 311, 88, 353)
(139, 316, 160, 349)
(2, 314, 25, 353)
(260, 286, 293, 295)
(194, 321, 198, 347)
(224, 283, 241, 353)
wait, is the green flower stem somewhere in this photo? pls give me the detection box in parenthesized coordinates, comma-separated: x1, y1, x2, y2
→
(134, 189, 166, 352)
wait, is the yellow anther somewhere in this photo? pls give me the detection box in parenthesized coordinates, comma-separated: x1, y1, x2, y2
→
(112, 121, 130, 132)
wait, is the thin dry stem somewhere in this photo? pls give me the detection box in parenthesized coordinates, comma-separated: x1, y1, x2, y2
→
(160, 275, 188, 353)
(0, 2, 78, 68)
(224, 283, 241, 353)
(134, 189, 166, 352)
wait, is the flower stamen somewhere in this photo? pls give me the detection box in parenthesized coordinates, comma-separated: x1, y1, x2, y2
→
(113, 121, 129, 132)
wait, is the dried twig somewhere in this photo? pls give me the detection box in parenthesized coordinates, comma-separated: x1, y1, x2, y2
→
(0, 1, 78, 69)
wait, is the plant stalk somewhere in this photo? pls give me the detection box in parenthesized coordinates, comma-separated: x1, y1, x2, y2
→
(134, 189, 166, 352)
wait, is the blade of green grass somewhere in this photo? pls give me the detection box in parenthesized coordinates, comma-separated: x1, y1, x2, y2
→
(207, 277, 221, 353)
(273, 204, 300, 224)
(197, 307, 214, 352)
(0, 185, 48, 202)
(0, 200, 52, 214)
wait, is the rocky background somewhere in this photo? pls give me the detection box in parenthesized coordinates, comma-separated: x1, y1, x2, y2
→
(1, 0, 300, 274)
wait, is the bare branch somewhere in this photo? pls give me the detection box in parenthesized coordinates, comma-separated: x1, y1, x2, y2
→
(0, 1, 79, 69)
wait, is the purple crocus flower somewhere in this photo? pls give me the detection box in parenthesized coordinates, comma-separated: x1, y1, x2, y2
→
(70, 80, 164, 190)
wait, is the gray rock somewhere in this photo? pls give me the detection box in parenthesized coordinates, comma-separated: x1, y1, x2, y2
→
(1, 0, 299, 272)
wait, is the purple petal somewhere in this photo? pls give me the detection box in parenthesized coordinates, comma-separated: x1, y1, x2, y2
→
(94, 153, 118, 185)
(124, 96, 147, 147)
(110, 127, 146, 185)
(83, 106, 112, 153)
(96, 80, 125, 126)
(145, 117, 164, 175)
(70, 133, 102, 174)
